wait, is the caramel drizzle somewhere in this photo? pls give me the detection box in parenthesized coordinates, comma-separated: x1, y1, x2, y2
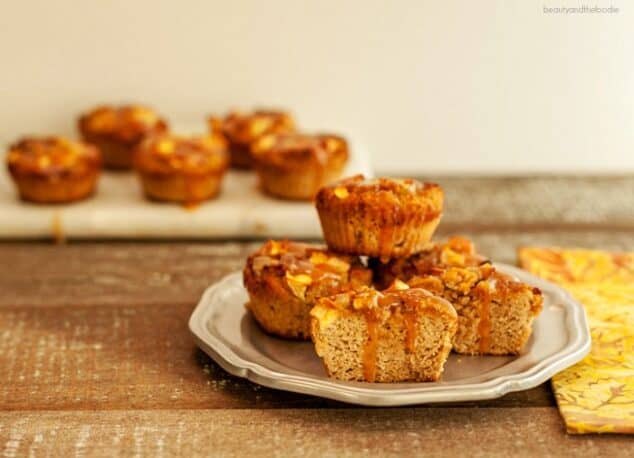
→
(404, 308, 418, 353)
(182, 173, 220, 210)
(361, 296, 420, 382)
(183, 174, 200, 209)
(477, 282, 492, 352)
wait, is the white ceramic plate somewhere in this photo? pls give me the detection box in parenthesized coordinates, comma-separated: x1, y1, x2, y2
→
(189, 264, 591, 406)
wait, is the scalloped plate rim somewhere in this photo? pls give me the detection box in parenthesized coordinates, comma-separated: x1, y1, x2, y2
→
(189, 264, 591, 406)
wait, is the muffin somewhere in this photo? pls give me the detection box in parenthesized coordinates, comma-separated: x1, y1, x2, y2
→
(407, 265, 543, 355)
(6, 136, 101, 203)
(243, 240, 372, 339)
(133, 133, 229, 205)
(371, 236, 490, 288)
(251, 132, 348, 200)
(79, 104, 168, 169)
(310, 281, 457, 382)
(315, 175, 444, 259)
(209, 110, 295, 168)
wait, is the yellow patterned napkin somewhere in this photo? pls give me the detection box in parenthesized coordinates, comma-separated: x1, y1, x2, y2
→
(519, 247, 634, 434)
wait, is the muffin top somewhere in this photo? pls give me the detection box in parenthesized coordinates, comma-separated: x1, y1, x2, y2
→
(209, 110, 295, 148)
(427, 236, 489, 267)
(316, 280, 455, 314)
(311, 280, 456, 336)
(6, 136, 101, 177)
(372, 236, 490, 287)
(244, 240, 372, 302)
(407, 265, 543, 315)
(79, 105, 168, 143)
(251, 133, 348, 170)
(133, 133, 228, 175)
(316, 175, 443, 215)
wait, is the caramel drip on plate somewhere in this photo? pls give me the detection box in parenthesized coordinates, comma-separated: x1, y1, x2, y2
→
(362, 313, 379, 382)
(477, 282, 491, 352)
(51, 211, 65, 244)
(182, 174, 213, 210)
(183, 201, 200, 211)
(183, 174, 199, 209)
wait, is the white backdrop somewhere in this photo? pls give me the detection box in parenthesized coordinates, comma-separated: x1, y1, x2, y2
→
(1, 0, 632, 174)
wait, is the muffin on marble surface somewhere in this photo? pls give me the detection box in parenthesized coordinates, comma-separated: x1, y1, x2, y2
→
(251, 132, 348, 200)
(133, 132, 228, 205)
(6, 136, 101, 203)
(208, 109, 295, 169)
(79, 104, 168, 169)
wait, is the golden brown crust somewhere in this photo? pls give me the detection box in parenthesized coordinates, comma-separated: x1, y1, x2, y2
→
(315, 175, 444, 258)
(133, 133, 229, 204)
(208, 109, 295, 168)
(243, 240, 372, 340)
(314, 282, 457, 323)
(371, 236, 490, 288)
(251, 133, 349, 200)
(6, 136, 101, 203)
(78, 104, 168, 169)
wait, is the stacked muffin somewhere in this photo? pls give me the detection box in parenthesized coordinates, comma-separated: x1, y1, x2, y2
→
(81, 104, 231, 206)
(244, 175, 544, 383)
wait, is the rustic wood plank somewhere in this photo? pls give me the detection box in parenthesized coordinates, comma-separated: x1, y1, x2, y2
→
(433, 175, 634, 228)
(0, 230, 629, 411)
(0, 408, 630, 457)
(1, 176, 632, 452)
(0, 302, 553, 411)
(0, 242, 252, 307)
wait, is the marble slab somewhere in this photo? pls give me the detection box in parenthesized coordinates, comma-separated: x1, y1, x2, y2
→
(0, 145, 371, 239)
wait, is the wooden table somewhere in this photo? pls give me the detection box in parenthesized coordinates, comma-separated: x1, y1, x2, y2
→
(1, 177, 633, 456)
